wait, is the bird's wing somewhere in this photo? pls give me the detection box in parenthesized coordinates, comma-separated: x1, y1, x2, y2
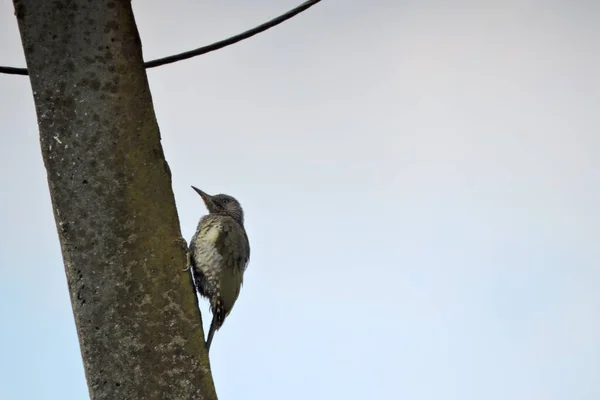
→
(213, 216, 250, 273)
(211, 217, 250, 318)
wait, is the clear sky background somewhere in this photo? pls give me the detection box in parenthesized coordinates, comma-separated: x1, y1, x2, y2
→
(1, 1, 599, 399)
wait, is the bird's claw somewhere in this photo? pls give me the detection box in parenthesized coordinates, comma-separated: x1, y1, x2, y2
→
(172, 237, 192, 272)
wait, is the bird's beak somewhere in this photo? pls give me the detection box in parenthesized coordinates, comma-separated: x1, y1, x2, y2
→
(191, 186, 213, 207)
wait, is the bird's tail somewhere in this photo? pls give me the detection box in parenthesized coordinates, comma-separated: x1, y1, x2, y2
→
(206, 313, 218, 353)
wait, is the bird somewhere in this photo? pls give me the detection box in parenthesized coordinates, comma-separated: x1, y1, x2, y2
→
(188, 186, 250, 353)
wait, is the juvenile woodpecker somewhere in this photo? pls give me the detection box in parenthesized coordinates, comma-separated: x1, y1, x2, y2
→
(189, 186, 250, 352)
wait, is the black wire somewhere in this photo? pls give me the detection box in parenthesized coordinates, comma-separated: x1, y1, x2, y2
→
(0, 0, 321, 77)
(145, 0, 321, 69)
(0, 65, 27, 76)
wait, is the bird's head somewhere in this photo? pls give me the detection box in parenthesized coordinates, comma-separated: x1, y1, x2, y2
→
(192, 186, 244, 225)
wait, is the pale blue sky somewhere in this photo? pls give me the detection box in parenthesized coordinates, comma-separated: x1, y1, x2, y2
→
(1, 1, 599, 399)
